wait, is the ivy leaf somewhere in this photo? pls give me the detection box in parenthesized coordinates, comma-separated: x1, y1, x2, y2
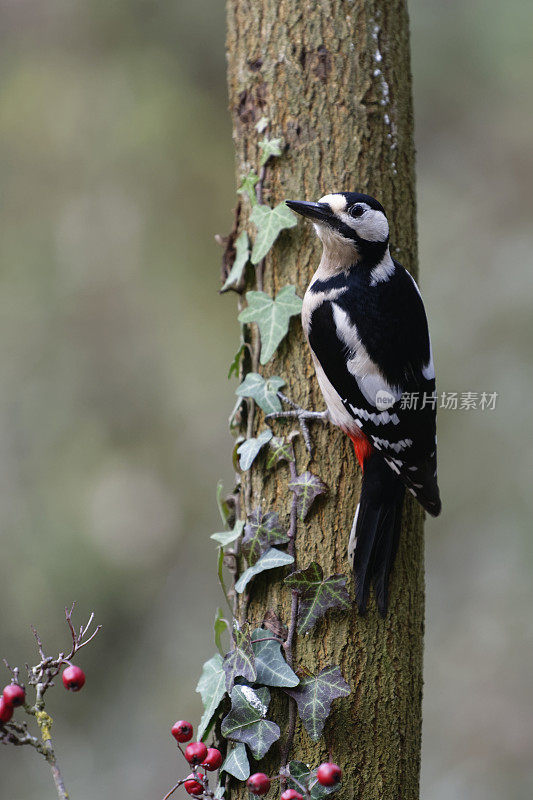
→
(221, 685, 280, 760)
(222, 622, 257, 692)
(259, 137, 283, 166)
(285, 666, 350, 741)
(249, 203, 297, 264)
(238, 287, 302, 364)
(236, 373, 285, 415)
(287, 762, 312, 794)
(196, 654, 227, 740)
(237, 428, 273, 471)
(228, 343, 245, 380)
(221, 742, 250, 781)
(288, 471, 327, 520)
(241, 509, 289, 565)
(211, 519, 244, 547)
(221, 231, 250, 294)
(285, 562, 351, 635)
(214, 608, 230, 656)
(266, 436, 295, 469)
(235, 548, 294, 594)
(237, 170, 259, 205)
(251, 627, 299, 688)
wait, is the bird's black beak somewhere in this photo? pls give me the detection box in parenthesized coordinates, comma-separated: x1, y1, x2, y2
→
(285, 200, 333, 223)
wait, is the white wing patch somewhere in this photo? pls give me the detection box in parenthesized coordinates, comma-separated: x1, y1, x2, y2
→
(332, 303, 401, 408)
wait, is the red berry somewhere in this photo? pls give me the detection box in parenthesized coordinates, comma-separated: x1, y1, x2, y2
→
(171, 720, 193, 743)
(2, 684, 25, 707)
(201, 747, 222, 771)
(184, 741, 208, 766)
(247, 773, 271, 795)
(281, 790, 303, 800)
(184, 773, 205, 796)
(0, 697, 14, 724)
(62, 665, 86, 692)
(316, 763, 342, 787)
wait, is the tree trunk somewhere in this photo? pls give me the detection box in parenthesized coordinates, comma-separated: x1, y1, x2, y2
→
(225, 2, 424, 799)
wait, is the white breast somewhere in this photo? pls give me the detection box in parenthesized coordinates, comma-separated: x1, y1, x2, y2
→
(311, 354, 357, 431)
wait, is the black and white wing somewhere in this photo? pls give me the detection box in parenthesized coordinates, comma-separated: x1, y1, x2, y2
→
(307, 266, 441, 516)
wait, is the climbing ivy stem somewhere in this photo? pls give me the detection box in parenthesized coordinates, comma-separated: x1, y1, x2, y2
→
(254, 163, 267, 293)
(281, 455, 300, 768)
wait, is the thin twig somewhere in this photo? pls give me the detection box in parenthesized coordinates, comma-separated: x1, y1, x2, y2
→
(250, 636, 284, 645)
(0, 720, 45, 753)
(161, 779, 185, 800)
(31, 626, 46, 661)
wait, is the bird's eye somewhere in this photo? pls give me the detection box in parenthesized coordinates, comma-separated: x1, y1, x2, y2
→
(349, 205, 365, 217)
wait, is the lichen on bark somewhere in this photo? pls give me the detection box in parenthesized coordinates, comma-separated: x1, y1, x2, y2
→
(225, 2, 424, 798)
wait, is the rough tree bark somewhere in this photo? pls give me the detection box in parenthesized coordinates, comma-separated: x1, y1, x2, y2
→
(226, 2, 424, 799)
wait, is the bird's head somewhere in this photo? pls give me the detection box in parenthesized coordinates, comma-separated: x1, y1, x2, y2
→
(285, 192, 389, 267)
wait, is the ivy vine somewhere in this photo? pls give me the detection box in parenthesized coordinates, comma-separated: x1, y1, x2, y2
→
(197, 119, 352, 795)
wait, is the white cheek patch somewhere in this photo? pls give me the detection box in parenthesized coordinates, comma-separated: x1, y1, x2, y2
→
(318, 193, 347, 213)
(339, 208, 389, 242)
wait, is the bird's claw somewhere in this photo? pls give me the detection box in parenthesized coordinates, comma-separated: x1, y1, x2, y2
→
(265, 393, 329, 453)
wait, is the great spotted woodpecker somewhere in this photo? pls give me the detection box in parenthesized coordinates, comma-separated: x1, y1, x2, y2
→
(284, 192, 441, 616)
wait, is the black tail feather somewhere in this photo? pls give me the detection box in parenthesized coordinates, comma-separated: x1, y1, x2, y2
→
(371, 486, 404, 616)
(352, 453, 405, 616)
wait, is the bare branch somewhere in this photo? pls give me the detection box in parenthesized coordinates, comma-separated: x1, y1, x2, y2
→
(161, 780, 186, 800)
(31, 625, 46, 661)
(0, 720, 45, 753)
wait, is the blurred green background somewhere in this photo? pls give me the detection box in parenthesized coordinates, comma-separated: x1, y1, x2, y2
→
(0, 1, 531, 798)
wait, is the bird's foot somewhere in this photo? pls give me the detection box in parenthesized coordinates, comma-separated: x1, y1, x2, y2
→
(266, 392, 329, 453)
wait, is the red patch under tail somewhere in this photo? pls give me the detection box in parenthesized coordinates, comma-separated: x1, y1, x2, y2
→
(345, 429, 373, 472)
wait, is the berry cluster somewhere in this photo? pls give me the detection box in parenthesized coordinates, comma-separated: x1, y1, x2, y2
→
(0, 683, 26, 724)
(169, 720, 223, 797)
(247, 762, 342, 799)
(0, 665, 86, 728)
(164, 716, 342, 800)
